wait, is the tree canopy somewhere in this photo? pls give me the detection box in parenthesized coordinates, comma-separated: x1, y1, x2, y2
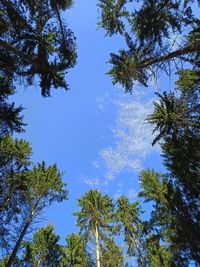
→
(0, 1, 199, 266)
(0, 0, 77, 97)
(98, 0, 200, 92)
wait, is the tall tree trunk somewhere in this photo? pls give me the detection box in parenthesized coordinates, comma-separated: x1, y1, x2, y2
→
(6, 214, 32, 267)
(94, 223, 101, 267)
(131, 232, 145, 267)
(6, 196, 41, 267)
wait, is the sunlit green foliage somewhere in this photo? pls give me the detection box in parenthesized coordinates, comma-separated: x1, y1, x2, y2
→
(22, 224, 62, 267)
(139, 169, 187, 266)
(115, 195, 144, 266)
(98, 0, 200, 92)
(0, 141, 68, 266)
(74, 189, 115, 267)
(101, 238, 124, 267)
(61, 233, 94, 267)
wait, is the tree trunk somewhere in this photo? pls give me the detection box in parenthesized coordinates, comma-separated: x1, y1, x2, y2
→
(6, 196, 41, 267)
(131, 232, 145, 267)
(140, 43, 200, 69)
(6, 215, 32, 267)
(94, 223, 101, 267)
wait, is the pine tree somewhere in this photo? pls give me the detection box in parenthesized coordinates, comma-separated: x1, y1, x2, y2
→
(146, 68, 200, 264)
(0, 0, 77, 97)
(22, 224, 62, 267)
(0, 135, 32, 251)
(98, 0, 200, 92)
(74, 189, 115, 267)
(100, 238, 123, 267)
(0, 157, 68, 266)
(115, 195, 144, 267)
(61, 233, 93, 267)
(0, 77, 25, 136)
(99, 1, 200, 264)
(139, 169, 192, 266)
(0, 0, 77, 137)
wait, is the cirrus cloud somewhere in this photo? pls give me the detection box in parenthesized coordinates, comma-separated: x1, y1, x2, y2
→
(100, 93, 159, 180)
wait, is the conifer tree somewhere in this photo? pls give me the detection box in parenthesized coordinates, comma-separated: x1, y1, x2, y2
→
(0, 156, 68, 267)
(0, 0, 77, 97)
(139, 169, 195, 266)
(98, 0, 200, 92)
(115, 195, 144, 267)
(100, 238, 124, 267)
(99, 1, 200, 265)
(146, 70, 200, 264)
(0, 78, 25, 136)
(22, 224, 62, 267)
(74, 189, 115, 267)
(61, 233, 94, 267)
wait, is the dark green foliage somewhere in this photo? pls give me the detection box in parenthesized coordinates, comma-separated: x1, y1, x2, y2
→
(115, 195, 144, 266)
(98, 0, 200, 92)
(142, 234, 173, 267)
(0, 77, 25, 136)
(176, 69, 200, 104)
(0, 0, 77, 137)
(98, 0, 131, 36)
(136, 76, 200, 266)
(50, 0, 74, 10)
(98, 0, 184, 42)
(132, 1, 183, 45)
(100, 238, 124, 267)
(144, 68, 200, 264)
(0, 135, 32, 233)
(22, 224, 62, 267)
(61, 233, 93, 267)
(147, 90, 199, 145)
(0, 0, 77, 97)
(0, 1, 74, 265)
(108, 48, 148, 92)
(0, 136, 68, 265)
(162, 135, 200, 263)
(148, 72, 199, 200)
(139, 169, 189, 266)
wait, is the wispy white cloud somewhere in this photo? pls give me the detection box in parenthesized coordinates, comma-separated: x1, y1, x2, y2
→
(96, 92, 110, 112)
(82, 177, 100, 186)
(100, 92, 159, 180)
(82, 176, 109, 187)
(83, 89, 160, 189)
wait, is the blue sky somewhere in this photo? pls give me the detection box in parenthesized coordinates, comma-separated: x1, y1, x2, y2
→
(12, 1, 165, 242)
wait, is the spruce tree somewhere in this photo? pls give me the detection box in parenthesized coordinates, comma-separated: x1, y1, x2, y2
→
(98, 0, 200, 92)
(22, 224, 63, 267)
(74, 189, 115, 267)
